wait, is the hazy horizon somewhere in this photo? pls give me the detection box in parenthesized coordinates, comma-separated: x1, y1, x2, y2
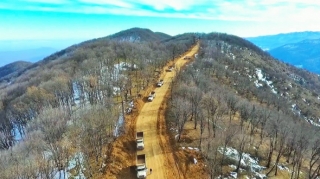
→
(1, 29, 320, 68)
(1, 0, 320, 67)
(0, 38, 88, 67)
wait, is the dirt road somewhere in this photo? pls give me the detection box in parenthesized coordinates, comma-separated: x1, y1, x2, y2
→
(136, 43, 199, 179)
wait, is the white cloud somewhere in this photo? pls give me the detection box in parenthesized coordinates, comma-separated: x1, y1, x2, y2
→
(1, 0, 320, 37)
(3, 0, 320, 23)
(24, 0, 67, 4)
(79, 0, 133, 8)
(135, 0, 208, 11)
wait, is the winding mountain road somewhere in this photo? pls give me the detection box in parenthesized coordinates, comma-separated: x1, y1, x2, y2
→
(136, 43, 199, 179)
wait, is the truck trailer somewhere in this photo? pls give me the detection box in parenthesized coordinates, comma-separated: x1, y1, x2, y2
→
(136, 154, 147, 178)
(136, 132, 144, 150)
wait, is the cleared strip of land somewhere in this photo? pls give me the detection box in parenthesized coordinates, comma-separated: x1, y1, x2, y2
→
(136, 43, 199, 179)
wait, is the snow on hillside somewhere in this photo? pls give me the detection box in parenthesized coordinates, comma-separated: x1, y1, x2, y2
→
(218, 147, 266, 179)
(113, 113, 124, 137)
(255, 68, 277, 94)
(54, 152, 86, 179)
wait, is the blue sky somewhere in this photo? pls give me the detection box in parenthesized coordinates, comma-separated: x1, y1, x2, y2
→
(1, 0, 320, 41)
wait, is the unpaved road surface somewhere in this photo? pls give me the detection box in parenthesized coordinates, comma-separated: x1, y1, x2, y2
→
(136, 43, 199, 179)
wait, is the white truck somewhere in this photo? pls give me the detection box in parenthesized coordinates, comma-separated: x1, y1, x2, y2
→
(157, 79, 164, 87)
(148, 91, 156, 101)
(136, 132, 144, 150)
(184, 56, 192, 60)
(136, 154, 147, 179)
(168, 66, 174, 72)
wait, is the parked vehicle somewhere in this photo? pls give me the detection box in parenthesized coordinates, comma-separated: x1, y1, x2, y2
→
(136, 154, 147, 178)
(136, 132, 144, 150)
(157, 79, 164, 87)
(148, 91, 156, 101)
(184, 56, 192, 60)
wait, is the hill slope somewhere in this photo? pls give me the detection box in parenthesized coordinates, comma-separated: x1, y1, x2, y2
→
(107, 27, 171, 42)
(0, 61, 32, 80)
(269, 38, 320, 73)
(166, 32, 320, 178)
(0, 28, 197, 179)
(246, 31, 320, 50)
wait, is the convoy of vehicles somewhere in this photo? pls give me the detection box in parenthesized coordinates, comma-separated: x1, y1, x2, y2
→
(135, 63, 180, 178)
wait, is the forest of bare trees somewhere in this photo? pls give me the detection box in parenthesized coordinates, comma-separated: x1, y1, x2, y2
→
(2, 30, 320, 178)
(166, 36, 320, 178)
(0, 33, 195, 178)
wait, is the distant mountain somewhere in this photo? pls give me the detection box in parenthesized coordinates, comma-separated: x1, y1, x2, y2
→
(246, 31, 320, 50)
(269, 38, 320, 73)
(107, 27, 171, 42)
(0, 47, 57, 67)
(0, 61, 32, 79)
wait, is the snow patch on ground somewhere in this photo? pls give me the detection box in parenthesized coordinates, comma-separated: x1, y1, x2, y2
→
(194, 158, 198, 164)
(306, 118, 320, 127)
(53, 152, 86, 179)
(113, 87, 120, 96)
(218, 147, 266, 178)
(278, 164, 290, 172)
(114, 62, 137, 71)
(67, 152, 86, 179)
(72, 82, 81, 105)
(113, 113, 124, 137)
(255, 68, 277, 94)
(175, 134, 180, 140)
(13, 124, 23, 141)
(230, 172, 237, 178)
(254, 80, 263, 87)
(181, 146, 200, 152)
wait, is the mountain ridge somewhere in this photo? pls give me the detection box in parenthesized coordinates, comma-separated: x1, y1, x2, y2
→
(0, 61, 32, 81)
(106, 27, 172, 42)
(246, 31, 320, 50)
(269, 38, 320, 74)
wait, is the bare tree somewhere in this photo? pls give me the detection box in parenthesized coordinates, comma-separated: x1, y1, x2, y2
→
(225, 93, 239, 123)
(171, 96, 192, 142)
(198, 110, 205, 150)
(266, 112, 291, 176)
(308, 134, 320, 179)
(220, 124, 239, 175)
(204, 137, 222, 179)
(201, 91, 218, 137)
(265, 112, 277, 169)
(235, 129, 248, 173)
(187, 85, 203, 129)
(26, 106, 70, 176)
(238, 100, 253, 131)
(258, 107, 271, 144)
(291, 128, 309, 179)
